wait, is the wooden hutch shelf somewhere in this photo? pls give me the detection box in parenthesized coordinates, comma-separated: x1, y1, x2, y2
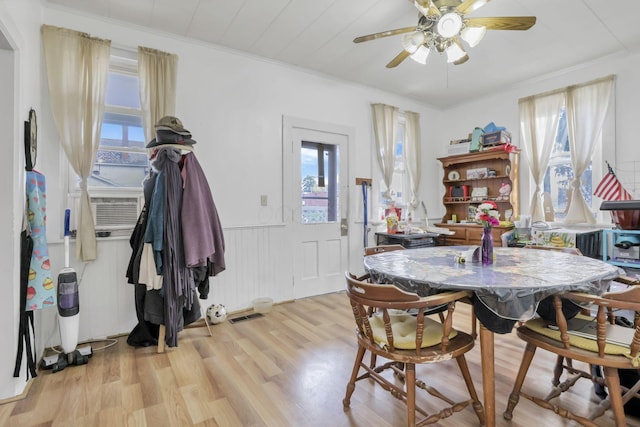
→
(436, 149, 519, 246)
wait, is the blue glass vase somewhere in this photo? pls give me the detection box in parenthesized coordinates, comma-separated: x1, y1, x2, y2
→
(481, 226, 494, 265)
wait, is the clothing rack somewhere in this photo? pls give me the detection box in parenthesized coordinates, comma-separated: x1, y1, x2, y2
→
(126, 141, 226, 353)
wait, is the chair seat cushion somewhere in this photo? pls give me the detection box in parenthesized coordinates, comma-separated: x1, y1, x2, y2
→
(369, 312, 458, 349)
(524, 315, 630, 356)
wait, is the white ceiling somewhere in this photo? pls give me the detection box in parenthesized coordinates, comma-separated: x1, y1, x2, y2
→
(44, 0, 640, 109)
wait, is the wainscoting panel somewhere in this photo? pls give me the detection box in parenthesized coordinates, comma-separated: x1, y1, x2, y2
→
(37, 224, 292, 350)
(205, 225, 292, 314)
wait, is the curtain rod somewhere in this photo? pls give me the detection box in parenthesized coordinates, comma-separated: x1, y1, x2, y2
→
(518, 74, 615, 103)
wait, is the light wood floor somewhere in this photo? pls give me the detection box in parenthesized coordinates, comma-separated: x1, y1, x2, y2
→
(2, 291, 639, 427)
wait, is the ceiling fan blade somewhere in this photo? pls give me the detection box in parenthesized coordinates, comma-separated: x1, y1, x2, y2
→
(456, 0, 491, 15)
(353, 26, 417, 43)
(386, 50, 411, 68)
(414, 0, 440, 17)
(466, 16, 536, 31)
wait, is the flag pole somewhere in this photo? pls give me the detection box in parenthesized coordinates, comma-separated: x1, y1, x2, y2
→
(605, 160, 615, 175)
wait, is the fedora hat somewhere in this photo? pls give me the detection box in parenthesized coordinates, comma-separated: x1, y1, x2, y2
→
(154, 115, 191, 136)
(146, 129, 197, 148)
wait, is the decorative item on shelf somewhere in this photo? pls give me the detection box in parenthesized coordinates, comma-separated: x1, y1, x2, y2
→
(466, 167, 488, 180)
(447, 170, 461, 181)
(498, 182, 511, 200)
(475, 201, 500, 265)
(482, 130, 511, 147)
(385, 203, 399, 234)
(447, 141, 471, 155)
(469, 127, 484, 152)
(494, 142, 518, 153)
(505, 209, 513, 222)
(471, 187, 488, 201)
(447, 184, 469, 201)
(468, 205, 478, 221)
(384, 205, 402, 221)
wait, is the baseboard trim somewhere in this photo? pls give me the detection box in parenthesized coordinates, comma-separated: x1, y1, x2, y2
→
(0, 377, 36, 406)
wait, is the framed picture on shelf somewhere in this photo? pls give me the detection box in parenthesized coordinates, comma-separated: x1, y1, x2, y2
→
(468, 205, 478, 222)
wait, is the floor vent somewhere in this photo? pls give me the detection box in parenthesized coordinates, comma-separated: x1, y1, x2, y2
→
(228, 313, 264, 324)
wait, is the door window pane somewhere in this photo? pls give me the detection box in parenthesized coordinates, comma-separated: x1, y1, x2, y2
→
(301, 141, 339, 224)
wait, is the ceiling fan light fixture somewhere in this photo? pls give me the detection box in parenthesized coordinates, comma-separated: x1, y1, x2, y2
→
(409, 45, 430, 64)
(468, 0, 489, 12)
(461, 26, 486, 47)
(353, 2, 536, 68)
(445, 43, 466, 63)
(436, 12, 462, 38)
(402, 31, 426, 54)
(413, 0, 429, 17)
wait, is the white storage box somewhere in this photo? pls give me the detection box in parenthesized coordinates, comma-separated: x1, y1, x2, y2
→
(447, 142, 470, 155)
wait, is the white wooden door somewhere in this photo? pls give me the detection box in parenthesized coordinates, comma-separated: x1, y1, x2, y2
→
(283, 117, 350, 299)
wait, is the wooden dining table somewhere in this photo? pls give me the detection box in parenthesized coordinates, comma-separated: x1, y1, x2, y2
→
(363, 245, 622, 427)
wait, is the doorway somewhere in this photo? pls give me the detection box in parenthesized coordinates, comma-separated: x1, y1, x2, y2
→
(283, 117, 351, 299)
(0, 25, 19, 400)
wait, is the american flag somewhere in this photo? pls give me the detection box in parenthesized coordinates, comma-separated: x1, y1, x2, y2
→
(593, 164, 632, 201)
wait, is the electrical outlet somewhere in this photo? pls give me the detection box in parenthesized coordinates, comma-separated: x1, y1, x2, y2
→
(260, 195, 268, 206)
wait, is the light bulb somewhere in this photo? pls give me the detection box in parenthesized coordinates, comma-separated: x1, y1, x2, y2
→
(469, 0, 488, 12)
(402, 31, 426, 54)
(410, 45, 430, 64)
(446, 43, 466, 63)
(461, 26, 486, 47)
(413, 0, 430, 16)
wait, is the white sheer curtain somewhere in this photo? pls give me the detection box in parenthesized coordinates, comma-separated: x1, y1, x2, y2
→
(518, 91, 564, 222)
(404, 111, 421, 211)
(41, 25, 111, 262)
(371, 103, 399, 201)
(137, 46, 178, 143)
(564, 76, 615, 224)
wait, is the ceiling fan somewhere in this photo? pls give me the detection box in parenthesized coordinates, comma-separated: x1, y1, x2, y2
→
(353, 0, 536, 67)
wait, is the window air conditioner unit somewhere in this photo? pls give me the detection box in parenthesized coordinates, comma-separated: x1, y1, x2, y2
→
(69, 194, 143, 236)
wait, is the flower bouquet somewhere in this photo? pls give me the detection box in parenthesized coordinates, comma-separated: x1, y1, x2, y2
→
(475, 201, 500, 227)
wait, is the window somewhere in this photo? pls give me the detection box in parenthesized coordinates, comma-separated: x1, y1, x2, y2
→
(68, 53, 147, 192)
(544, 109, 590, 219)
(377, 116, 409, 221)
(300, 141, 339, 224)
(523, 77, 614, 224)
(541, 108, 605, 222)
(67, 52, 145, 234)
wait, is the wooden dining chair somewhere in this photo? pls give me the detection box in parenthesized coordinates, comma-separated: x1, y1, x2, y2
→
(362, 244, 459, 369)
(503, 275, 640, 427)
(364, 243, 478, 338)
(343, 272, 485, 427)
(364, 243, 405, 256)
